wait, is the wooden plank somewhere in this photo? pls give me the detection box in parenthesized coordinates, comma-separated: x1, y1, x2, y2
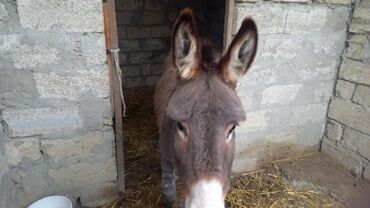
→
(103, 0, 125, 193)
(223, 0, 235, 50)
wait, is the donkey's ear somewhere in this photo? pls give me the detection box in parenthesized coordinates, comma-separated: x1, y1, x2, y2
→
(171, 8, 200, 80)
(219, 18, 258, 84)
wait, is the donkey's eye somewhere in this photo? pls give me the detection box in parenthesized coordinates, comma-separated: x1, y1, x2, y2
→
(227, 124, 236, 140)
(177, 122, 185, 132)
(176, 122, 187, 138)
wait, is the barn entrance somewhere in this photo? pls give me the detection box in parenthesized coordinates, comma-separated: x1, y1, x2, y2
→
(114, 0, 227, 207)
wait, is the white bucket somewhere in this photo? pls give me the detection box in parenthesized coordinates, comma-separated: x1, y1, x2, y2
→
(27, 196, 72, 208)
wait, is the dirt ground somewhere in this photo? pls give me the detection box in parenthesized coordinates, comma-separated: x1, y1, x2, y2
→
(102, 90, 370, 208)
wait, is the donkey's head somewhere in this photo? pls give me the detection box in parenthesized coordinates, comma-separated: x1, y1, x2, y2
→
(167, 8, 258, 208)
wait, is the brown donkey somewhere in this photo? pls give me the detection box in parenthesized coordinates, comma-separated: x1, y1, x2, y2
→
(154, 8, 258, 208)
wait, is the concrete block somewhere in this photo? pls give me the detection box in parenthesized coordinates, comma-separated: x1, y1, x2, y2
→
(238, 110, 271, 133)
(17, 0, 104, 32)
(291, 103, 327, 126)
(119, 40, 141, 52)
(272, 0, 310, 3)
(145, 0, 164, 10)
(235, 3, 287, 34)
(41, 133, 105, 161)
(6, 137, 42, 166)
(145, 75, 160, 86)
(0, 3, 9, 23)
(127, 27, 151, 39)
(129, 51, 166, 64)
(285, 7, 328, 34)
(11, 43, 60, 69)
(313, 0, 351, 4)
(34, 70, 110, 100)
(342, 128, 370, 160)
(0, 70, 37, 95)
(328, 98, 370, 135)
(0, 171, 12, 208)
(350, 7, 370, 34)
(339, 58, 370, 85)
(346, 35, 368, 61)
(325, 119, 343, 142)
(295, 81, 334, 105)
(122, 65, 141, 77)
(124, 77, 146, 88)
(142, 11, 165, 25)
(79, 182, 118, 207)
(142, 39, 167, 51)
(261, 84, 302, 105)
(142, 63, 164, 75)
(48, 159, 116, 188)
(321, 138, 363, 176)
(353, 85, 370, 107)
(364, 165, 370, 181)
(151, 26, 171, 37)
(2, 107, 82, 137)
(119, 53, 129, 65)
(335, 79, 356, 100)
(81, 34, 106, 66)
(119, 0, 144, 10)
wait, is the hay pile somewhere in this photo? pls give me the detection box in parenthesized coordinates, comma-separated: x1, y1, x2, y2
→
(104, 91, 336, 208)
(226, 170, 335, 208)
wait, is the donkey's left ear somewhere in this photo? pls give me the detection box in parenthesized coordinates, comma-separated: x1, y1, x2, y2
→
(219, 18, 258, 84)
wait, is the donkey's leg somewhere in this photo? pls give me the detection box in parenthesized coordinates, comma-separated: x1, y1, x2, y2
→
(161, 159, 176, 207)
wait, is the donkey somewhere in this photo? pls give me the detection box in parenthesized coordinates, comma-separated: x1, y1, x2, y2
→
(154, 8, 258, 208)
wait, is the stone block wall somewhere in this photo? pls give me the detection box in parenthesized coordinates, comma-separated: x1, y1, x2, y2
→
(232, 0, 351, 172)
(321, 0, 370, 180)
(0, 0, 117, 207)
(116, 0, 225, 89)
(0, 119, 11, 208)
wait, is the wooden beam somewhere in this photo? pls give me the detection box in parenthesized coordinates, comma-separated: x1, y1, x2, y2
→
(223, 0, 235, 50)
(103, 0, 125, 193)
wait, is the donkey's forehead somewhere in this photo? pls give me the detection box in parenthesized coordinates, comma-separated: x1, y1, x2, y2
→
(167, 73, 246, 123)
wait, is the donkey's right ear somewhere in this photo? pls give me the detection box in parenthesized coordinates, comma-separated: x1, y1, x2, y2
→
(171, 8, 200, 80)
(219, 18, 258, 84)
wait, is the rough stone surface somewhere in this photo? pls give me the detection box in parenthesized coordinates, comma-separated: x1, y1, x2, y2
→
(34, 70, 110, 100)
(321, 138, 364, 176)
(235, 3, 349, 34)
(325, 119, 343, 142)
(48, 159, 116, 188)
(339, 58, 370, 85)
(17, 0, 104, 32)
(353, 85, 370, 107)
(11, 43, 60, 69)
(6, 137, 42, 167)
(342, 128, 370, 160)
(349, 7, 370, 34)
(0, 0, 117, 207)
(261, 84, 302, 105)
(346, 35, 368, 61)
(328, 98, 370, 135)
(274, 153, 370, 206)
(291, 103, 328, 126)
(41, 133, 105, 161)
(2, 107, 82, 137)
(239, 110, 271, 133)
(364, 165, 370, 181)
(313, 0, 351, 4)
(335, 79, 355, 99)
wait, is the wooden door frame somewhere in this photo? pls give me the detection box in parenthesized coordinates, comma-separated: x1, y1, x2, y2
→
(103, 0, 125, 193)
(223, 0, 235, 50)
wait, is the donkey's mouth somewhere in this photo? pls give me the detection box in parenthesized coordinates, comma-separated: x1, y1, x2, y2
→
(185, 179, 225, 208)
